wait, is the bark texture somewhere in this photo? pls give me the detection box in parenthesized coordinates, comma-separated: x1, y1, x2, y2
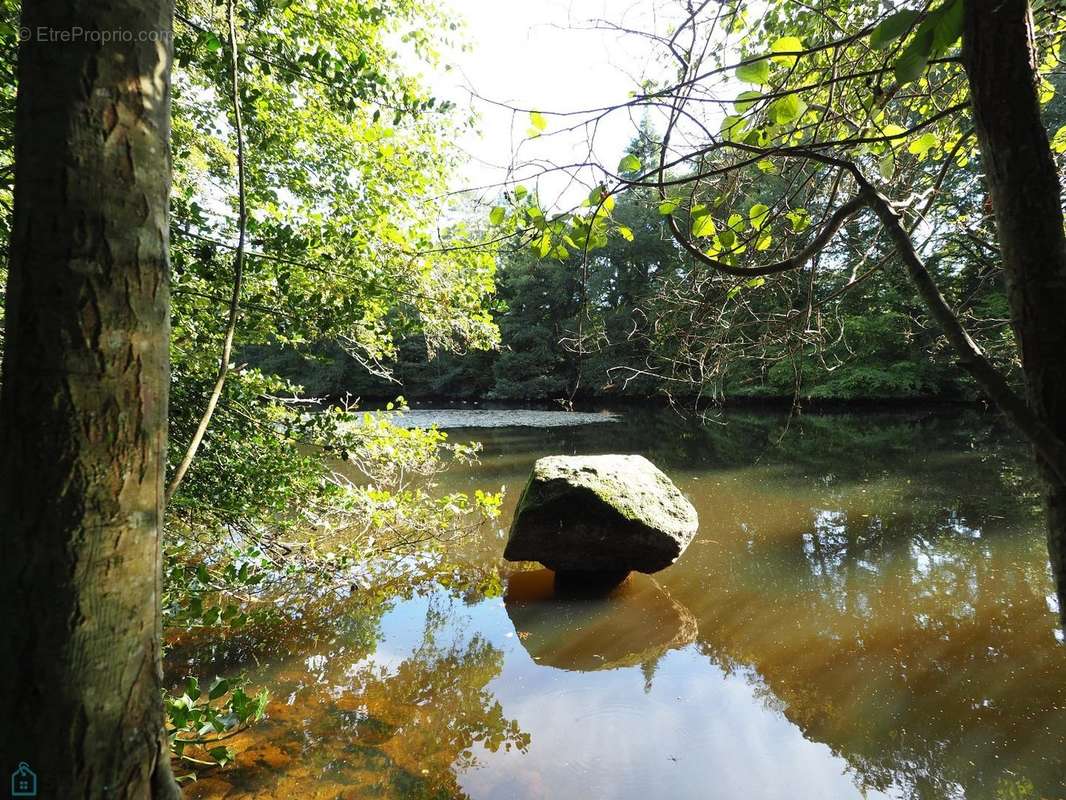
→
(964, 0, 1066, 614)
(0, 1, 180, 797)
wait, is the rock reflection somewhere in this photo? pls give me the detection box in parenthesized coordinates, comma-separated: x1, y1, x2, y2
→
(503, 569, 697, 674)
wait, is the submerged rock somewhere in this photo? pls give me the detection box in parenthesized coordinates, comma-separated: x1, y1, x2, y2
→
(503, 454, 698, 574)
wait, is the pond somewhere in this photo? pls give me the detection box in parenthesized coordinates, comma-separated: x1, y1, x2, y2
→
(172, 408, 1066, 800)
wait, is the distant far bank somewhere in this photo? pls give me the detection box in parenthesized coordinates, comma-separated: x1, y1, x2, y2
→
(243, 340, 1004, 412)
(356, 394, 987, 415)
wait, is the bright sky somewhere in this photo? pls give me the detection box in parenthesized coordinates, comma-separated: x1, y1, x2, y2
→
(430, 0, 675, 211)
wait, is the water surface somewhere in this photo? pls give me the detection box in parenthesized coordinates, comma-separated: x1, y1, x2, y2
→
(174, 409, 1066, 800)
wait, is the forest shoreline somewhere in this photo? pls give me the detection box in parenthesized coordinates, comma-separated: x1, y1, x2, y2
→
(351, 392, 991, 415)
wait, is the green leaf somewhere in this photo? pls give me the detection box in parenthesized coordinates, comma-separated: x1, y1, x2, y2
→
(755, 230, 773, 251)
(767, 94, 806, 125)
(1051, 125, 1066, 153)
(743, 127, 771, 147)
(749, 203, 770, 230)
(870, 10, 921, 50)
(770, 36, 804, 66)
(208, 746, 234, 767)
(881, 123, 908, 148)
(1039, 78, 1055, 105)
(209, 678, 231, 701)
(529, 111, 547, 132)
(692, 213, 717, 239)
(202, 31, 223, 51)
(489, 206, 506, 226)
(931, 0, 963, 52)
(735, 58, 771, 85)
(786, 208, 811, 232)
(907, 132, 938, 159)
(879, 151, 896, 180)
(720, 114, 748, 142)
(618, 154, 642, 173)
(894, 29, 933, 85)
(658, 200, 679, 215)
(618, 225, 634, 241)
(734, 90, 763, 113)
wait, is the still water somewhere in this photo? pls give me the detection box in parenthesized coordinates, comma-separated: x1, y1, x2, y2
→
(173, 408, 1066, 800)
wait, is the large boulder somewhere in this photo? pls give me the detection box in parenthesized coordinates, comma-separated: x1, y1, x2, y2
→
(503, 454, 698, 574)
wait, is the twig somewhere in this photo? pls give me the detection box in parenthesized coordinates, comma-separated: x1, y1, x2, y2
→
(167, 0, 247, 502)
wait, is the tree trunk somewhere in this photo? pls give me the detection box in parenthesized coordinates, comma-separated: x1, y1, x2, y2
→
(964, 0, 1066, 616)
(0, 1, 180, 797)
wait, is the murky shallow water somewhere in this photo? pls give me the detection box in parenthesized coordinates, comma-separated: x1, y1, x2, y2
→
(171, 409, 1066, 800)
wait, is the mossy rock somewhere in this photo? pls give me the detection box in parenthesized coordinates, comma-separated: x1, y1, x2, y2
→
(503, 454, 698, 574)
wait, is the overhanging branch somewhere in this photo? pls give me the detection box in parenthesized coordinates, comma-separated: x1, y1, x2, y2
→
(665, 192, 867, 278)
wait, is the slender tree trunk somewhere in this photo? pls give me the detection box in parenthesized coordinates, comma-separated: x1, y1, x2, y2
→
(0, 1, 181, 797)
(964, 0, 1066, 616)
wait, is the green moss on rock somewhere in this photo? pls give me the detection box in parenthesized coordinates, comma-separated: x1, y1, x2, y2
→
(504, 454, 699, 574)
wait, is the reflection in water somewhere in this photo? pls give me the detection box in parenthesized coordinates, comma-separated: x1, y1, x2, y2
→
(503, 569, 696, 675)
(174, 410, 1066, 800)
(180, 593, 530, 799)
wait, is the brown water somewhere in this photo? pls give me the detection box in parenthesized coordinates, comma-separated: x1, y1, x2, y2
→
(172, 409, 1066, 800)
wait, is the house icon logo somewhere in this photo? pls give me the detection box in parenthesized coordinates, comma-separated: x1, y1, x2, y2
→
(10, 762, 36, 797)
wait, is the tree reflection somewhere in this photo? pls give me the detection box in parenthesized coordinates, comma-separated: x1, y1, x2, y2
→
(684, 477, 1065, 800)
(179, 591, 529, 800)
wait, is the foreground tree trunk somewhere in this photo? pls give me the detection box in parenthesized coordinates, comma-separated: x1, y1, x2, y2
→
(0, 1, 180, 797)
(964, 0, 1066, 615)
